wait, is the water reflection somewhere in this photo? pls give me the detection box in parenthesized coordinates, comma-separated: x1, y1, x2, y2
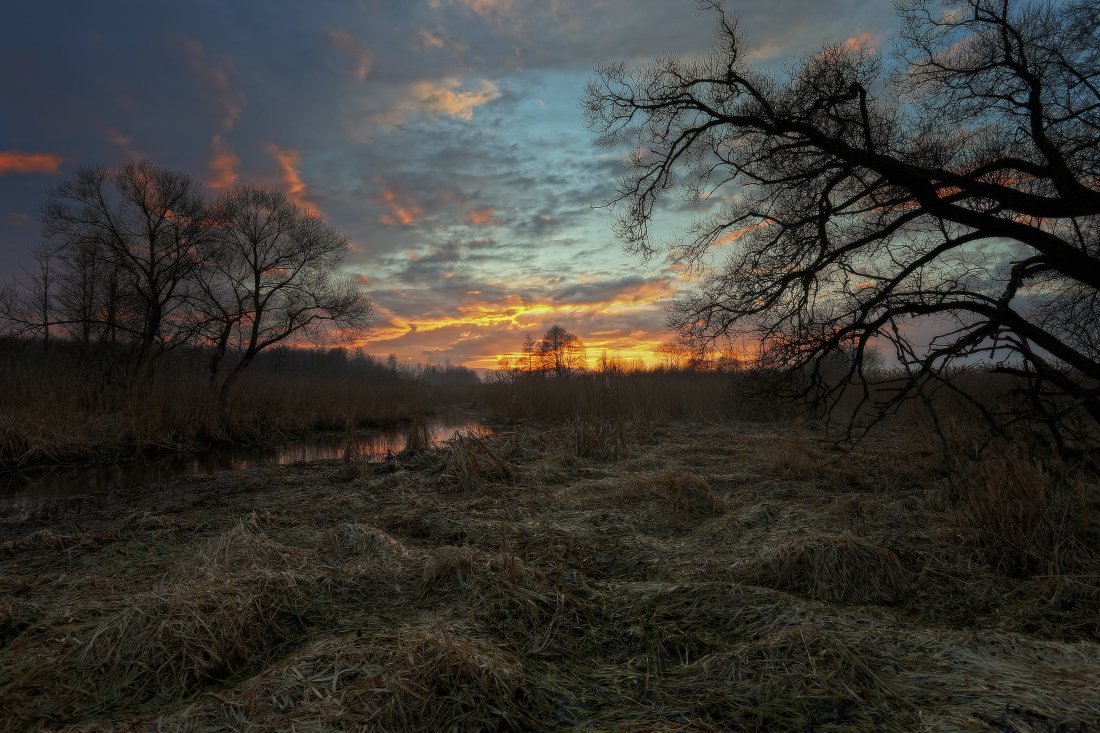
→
(0, 414, 488, 506)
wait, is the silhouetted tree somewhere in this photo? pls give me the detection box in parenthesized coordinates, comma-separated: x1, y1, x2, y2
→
(195, 185, 372, 402)
(536, 324, 585, 378)
(0, 243, 57, 345)
(40, 160, 212, 376)
(586, 0, 1100, 440)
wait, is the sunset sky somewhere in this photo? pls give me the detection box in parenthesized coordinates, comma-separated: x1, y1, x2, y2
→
(0, 0, 897, 369)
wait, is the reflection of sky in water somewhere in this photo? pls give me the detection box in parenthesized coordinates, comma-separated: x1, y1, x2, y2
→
(0, 416, 489, 507)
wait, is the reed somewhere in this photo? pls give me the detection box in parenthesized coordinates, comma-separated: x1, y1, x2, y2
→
(0, 361, 435, 469)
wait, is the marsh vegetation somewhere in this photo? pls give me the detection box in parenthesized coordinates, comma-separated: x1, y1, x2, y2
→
(2, 403, 1098, 730)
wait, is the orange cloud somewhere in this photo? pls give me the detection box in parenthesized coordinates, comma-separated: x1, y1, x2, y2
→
(336, 270, 698, 370)
(713, 220, 772, 248)
(266, 143, 319, 215)
(0, 151, 62, 175)
(419, 77, 499, 119)
(844, 31, 877, 51)
(462, 208, 502, 226)
(379, 187, 423, 227)
(365, 277, 668, 347)
(374, 77, 501, 125)
(207, 134, 240, 190)
(328, 28, 373, 80)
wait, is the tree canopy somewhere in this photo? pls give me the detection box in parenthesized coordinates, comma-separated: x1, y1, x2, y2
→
(2, 160, 371, 396)
(585, 0, 1100, 440)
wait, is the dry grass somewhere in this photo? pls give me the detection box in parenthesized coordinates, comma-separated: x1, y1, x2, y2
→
(745, 531, 909, 604)
(440, 429, 516, 489)
(765, 437, 832, 480)
(1, 419, 1098, 731)
(0, 363, 435, 470)
(572, 416, 625, 459)
(949, 447, 1094, 575)
(318, 521, 408, 562)
(402, 415, 433, 455)
(611, 469, 726, 526)
(162, 623, 540, 731)
(480, 371, 737, 423)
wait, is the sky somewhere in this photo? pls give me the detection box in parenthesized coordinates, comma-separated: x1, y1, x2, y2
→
(0, 0, 899, 369)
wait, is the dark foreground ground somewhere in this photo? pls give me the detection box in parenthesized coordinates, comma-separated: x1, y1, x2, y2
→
(1, 420, 1098, 731)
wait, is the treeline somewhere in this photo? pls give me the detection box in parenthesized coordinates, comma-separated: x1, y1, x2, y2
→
(0, 337, 479, 387)
(0, 160, 370, 403)
(492, 324, 747, 381)
(244, 347, 479, 386)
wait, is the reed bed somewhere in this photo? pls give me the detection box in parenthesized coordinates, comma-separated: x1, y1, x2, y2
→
(479, 371, 741, 423)
(0, 363, 434, 470)
(1, 419, 1098, 731)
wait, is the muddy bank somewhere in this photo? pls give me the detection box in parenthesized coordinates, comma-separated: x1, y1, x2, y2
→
(1, 420, 1098, 730)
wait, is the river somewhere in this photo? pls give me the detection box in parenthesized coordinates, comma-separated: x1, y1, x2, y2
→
(0, 412, 489, 507)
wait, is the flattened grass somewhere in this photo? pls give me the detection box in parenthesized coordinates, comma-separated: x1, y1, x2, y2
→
(1, 419, 1098, 731)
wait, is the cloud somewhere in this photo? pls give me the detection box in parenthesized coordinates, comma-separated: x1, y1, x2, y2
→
(550, 275, 674, 307)
(266, 143, 319, 215)
(207, 134, 240, 190)
(182, 38, 245, 194)
(462, 208, 502, 226)
(0, 0, 903, 368)
(419, 29, 446, 49)
(0, 151, 62, 176)
(374, 77, 501, 125)
(843, 31, 879, 51)
(328, 28, 373, 80)
(106, 128, 132, 148)
(182, 38, 244, 132)
(457, 0, 516, 18)
(377, 184, 423, 227)
(356, 271, 678, 368)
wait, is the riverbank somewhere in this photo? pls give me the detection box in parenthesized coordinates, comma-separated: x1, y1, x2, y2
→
(2, 419, 1098, 730)
(0, 410, 490, 507)
(0, 371, 447, 472)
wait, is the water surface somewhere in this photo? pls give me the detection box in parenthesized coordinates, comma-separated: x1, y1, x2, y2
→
(0, 412, 488, 506)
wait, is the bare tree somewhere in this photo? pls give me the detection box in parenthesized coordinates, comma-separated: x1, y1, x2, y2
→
(536, 324, 585, 378)
(40, 160, 212, 376)
(195, 185, 372, 402)
(585, 0, 1100, 441)
(0, 242, 64, 347)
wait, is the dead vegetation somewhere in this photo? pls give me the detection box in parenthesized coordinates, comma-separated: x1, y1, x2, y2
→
(745, 531, 908, 604)
(441, 430, 516, 489)
(1, 419, 1098, 731)
(949, 447, 1095, 576)
(0, 363, 434, 470)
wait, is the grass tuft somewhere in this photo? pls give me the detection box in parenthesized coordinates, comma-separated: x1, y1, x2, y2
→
(949, 449, 1093, 575)
(748, 532, 908, 604)
(441, 430, 516, 489)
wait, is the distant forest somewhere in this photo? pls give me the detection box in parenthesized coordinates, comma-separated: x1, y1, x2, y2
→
(0, 337, 480, 386)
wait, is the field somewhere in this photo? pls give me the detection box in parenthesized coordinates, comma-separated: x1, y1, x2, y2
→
(2, 414, 1098, 731)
